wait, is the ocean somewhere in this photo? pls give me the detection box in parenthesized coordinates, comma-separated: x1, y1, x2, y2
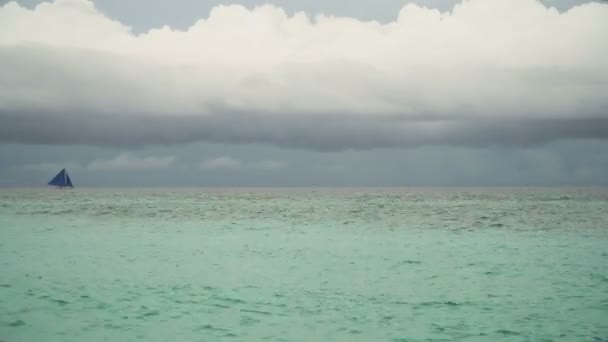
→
(0, 188, 607, 341)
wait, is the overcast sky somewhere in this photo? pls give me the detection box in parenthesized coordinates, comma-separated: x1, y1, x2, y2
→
(0, 0, 607, 186)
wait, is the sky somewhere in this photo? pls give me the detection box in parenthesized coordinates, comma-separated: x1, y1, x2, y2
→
(0, 0, 607, 186)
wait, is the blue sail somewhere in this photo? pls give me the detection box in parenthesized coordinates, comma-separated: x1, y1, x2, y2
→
(48, 168, 74, 187)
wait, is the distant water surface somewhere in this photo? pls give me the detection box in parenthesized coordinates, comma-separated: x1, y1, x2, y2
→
(1, 188, 607, 341)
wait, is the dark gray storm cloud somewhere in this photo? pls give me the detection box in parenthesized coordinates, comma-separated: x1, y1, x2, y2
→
(2, 108, 608, 151)
(2, 140, 608, 186)
(0, 0, 607, 151)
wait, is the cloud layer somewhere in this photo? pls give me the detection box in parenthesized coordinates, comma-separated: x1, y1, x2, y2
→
(199, 156, 285, 170)
(19, 153, 177, 172)
(199, 156, 243, 170)
(87, 153, 176, 171)
(0, 0, 607, 150)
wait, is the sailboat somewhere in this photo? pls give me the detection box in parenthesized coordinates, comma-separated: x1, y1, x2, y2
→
(48, 168, 74, 188)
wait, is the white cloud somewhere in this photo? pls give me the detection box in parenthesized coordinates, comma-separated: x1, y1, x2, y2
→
(21, 161, 82, 172)
(0, 0, 607, 150)
(199, 156, 243, 170)
(198, 156, 286, 170)
(252, 160, 286, 170)
(87, 153, 176, 171)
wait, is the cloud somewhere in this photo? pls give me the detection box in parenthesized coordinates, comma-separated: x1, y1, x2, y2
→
(199, 156, 243, 170)
(87, 153, 176, 171)
(0, 0, 607, 150)
(198, 156, 286, 170)
(21, 161, 83, 172)
(252, 160, 285, 170)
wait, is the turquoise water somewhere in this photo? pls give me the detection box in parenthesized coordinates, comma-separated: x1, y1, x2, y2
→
(1, 188, 607, 341)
